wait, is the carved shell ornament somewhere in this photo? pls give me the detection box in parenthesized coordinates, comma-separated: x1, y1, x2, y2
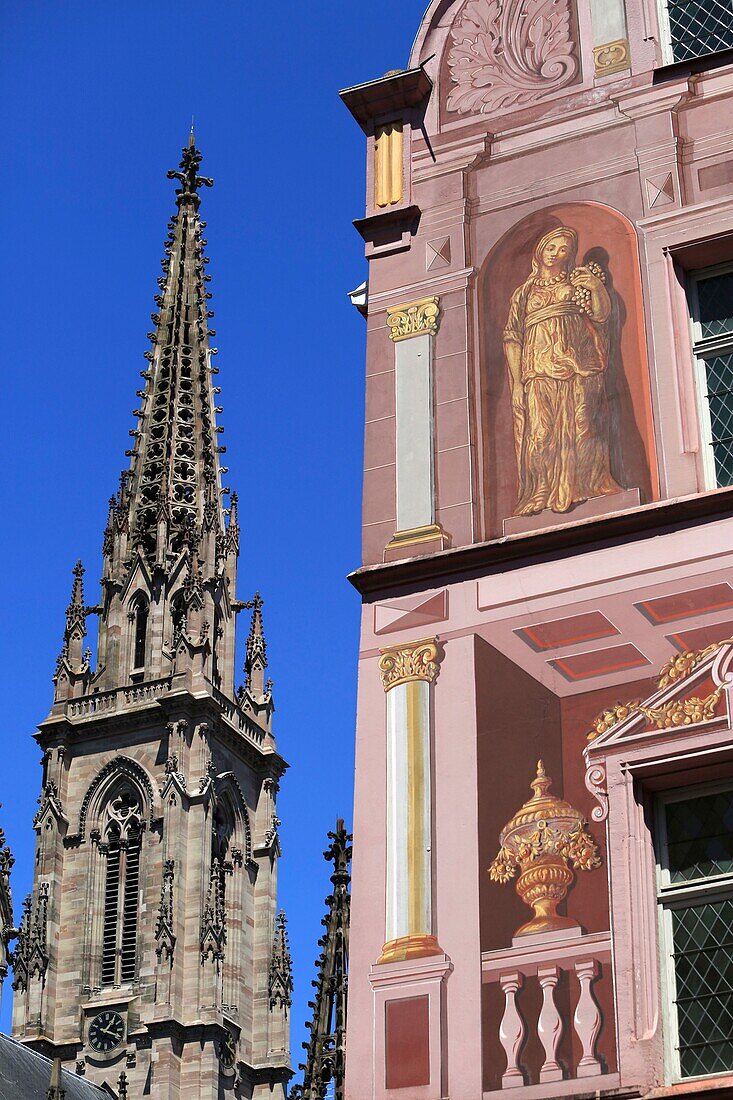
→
(447, 0, 579, 116)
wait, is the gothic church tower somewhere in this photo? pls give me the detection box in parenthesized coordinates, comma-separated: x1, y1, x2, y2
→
(12, 135, 292, 1098)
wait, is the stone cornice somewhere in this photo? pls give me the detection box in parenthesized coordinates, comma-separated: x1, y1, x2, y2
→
(351, 486, 733, 597)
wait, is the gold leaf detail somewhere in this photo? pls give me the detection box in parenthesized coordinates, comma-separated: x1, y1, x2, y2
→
(378, 638, 439, 692)
(638, 689, 723, 730)
(386, 297, 441, 342)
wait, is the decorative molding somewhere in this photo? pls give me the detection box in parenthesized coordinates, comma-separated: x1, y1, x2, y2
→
(374, 121, 404, 209)
(72, 756, 156, 843)
(447, 0, 578, 116)
(384, 523, 446, 553)
(386, 297, 440, 342)
(586, 637, 733, 742)
(593, 38, 630, 76)
(378, 637, 439, 691)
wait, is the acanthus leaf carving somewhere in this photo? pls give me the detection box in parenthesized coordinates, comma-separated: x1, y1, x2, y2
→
(447, 0, 578, 117)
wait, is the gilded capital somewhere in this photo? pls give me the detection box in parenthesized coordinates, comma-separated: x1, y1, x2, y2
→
(386, 297, 441, 342)
(378, 637, 439, 691)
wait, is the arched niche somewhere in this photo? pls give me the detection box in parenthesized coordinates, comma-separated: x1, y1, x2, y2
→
(479, 202, 658, 538)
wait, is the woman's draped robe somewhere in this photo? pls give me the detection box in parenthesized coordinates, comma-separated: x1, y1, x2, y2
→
(503, 278, 621, 515)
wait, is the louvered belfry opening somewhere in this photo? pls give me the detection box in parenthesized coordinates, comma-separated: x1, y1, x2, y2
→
(101, 787, 143, 987)
(132, 597, 149, 671)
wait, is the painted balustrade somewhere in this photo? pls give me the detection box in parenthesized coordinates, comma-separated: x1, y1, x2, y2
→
(482, 931, 617, 1097)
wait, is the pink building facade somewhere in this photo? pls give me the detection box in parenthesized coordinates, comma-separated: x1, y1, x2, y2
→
(342, 1, 733, 1096)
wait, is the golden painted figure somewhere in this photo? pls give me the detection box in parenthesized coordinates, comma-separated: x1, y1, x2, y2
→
(503, 226, 621, 515)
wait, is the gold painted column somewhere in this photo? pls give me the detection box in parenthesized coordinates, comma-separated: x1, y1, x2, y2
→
(378, 638, 442, 963)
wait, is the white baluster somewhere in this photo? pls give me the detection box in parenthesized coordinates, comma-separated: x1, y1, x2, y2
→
(574, 958, 602, 1076)
(499, 971, 526, 1088)
(538, 965, 564, 1082)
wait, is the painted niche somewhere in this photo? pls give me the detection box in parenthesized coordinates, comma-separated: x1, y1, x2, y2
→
(480, 204, 657, 538)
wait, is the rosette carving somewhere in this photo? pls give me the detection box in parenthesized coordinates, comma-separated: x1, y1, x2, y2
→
(378, 638, 439, 691)
(489, 761, 600, 936)
(447, 0, 578, 116)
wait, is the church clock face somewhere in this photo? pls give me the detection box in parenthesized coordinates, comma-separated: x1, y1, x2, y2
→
(219, 1029, 237, 1070)
(88, 1010, 125, 1054)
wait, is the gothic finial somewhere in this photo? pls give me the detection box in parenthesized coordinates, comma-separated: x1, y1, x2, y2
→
(56, 561, 88, 673)
(117, 1070, 128, 1100)
(167, 138, 213, 210)
(243, 592, 267, 697)
(269, 910, 293, 1010)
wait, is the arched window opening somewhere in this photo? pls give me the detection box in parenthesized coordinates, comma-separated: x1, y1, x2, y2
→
(131, 597, 149, 671)
(101, 787, 143, 987)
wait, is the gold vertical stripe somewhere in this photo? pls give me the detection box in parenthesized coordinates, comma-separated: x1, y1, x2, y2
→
(390, 121, 403, 205)
(406, 679, 426, 935)
(374, 122, 403, 209)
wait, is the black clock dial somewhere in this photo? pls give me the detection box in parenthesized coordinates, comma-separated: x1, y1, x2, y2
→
(88, 1010, 125, 1054)
(219, 1030, 237, 1069)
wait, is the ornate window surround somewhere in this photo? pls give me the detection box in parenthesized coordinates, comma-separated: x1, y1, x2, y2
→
(584, 642, 733, 1089)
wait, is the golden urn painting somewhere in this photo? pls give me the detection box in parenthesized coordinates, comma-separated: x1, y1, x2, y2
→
(502, 226, 621, 517)
(489, 760, 601, 936)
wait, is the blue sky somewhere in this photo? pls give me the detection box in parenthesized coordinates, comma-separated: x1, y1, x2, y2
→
(0, 0, 426, 1060)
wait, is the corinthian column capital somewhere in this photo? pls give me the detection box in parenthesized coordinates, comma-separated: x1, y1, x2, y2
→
(378, 638, 439, 692)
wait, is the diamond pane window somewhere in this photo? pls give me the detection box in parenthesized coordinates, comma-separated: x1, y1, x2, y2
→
(658, 786, 733, 1081)
(665, 791, 733, 883)
(666, 0, 733, 63)
(671, 899, 733, 1077)
(690, 269, 733, 489)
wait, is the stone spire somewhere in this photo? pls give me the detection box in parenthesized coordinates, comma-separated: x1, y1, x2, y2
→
(113, 133, 223, 563)
(82, 134, 243, 696)
(291, 820, 352, 1100)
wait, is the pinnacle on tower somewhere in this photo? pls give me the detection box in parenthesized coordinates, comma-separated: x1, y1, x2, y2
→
(290, 820, 352, 1100)
(269, 910, 293, 1011)
(244, 592, 268, 698)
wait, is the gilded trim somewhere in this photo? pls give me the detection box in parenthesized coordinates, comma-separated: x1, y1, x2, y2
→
(593, 38, 630, 76)
(379, 638, 439, 692)
(377, 933, 442, 965)
(385, 523, 446, 553)
(374, 121, 404, 209)
(386, 297, 441, 342)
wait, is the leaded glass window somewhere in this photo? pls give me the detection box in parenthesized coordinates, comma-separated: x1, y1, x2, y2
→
(689, 267, 733, 489)
(657, 786, 733, 1080)
(662, 0, 733, 64)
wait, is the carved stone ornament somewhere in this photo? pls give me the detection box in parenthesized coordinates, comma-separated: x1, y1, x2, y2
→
(488, 761, 600, 936)
(378, 638, 439, 692)
(447, 0, 579, 116)
(386, 297, 441, 342)
(593, 38, 630, 77)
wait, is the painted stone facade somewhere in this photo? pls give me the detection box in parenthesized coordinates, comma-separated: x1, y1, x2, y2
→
(342, 1, 733, 1096)
(11, 136, 292, 1099)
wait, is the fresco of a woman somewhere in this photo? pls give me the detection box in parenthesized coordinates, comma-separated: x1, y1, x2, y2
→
(502, 226, 621, 515)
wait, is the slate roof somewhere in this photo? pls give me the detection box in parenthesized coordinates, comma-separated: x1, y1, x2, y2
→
(0, 1033, 112, 1099)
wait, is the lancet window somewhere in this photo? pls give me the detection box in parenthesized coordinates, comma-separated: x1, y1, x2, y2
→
(656, 783, 733, 1079)
(101, 786, 143, 987)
